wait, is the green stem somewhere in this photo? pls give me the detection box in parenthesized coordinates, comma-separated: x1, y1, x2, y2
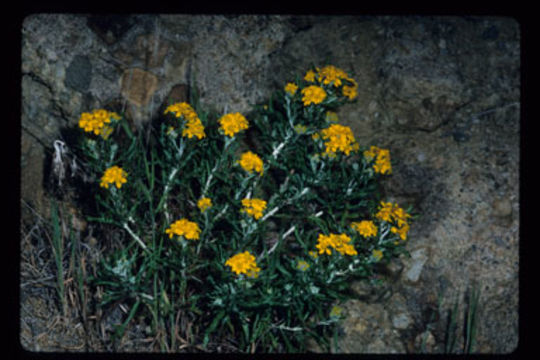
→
(120, 119, 135, 140)
(203, 136, 234, 196)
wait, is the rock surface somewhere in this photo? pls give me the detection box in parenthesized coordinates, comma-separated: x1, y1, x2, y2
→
(21, 15, 519, 353)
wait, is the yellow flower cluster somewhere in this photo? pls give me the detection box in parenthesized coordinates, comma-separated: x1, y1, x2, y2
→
(284, 82, 298, 96)
(164, 102, 205, 140)
(342, 78, 358, 100)
(218, 112, 249, 137)
(304, 70, 316, 82)
(364, 146, 392, 174)
(225, 251, 261, 278)
(303, 65, 358, 100)
(350, 220, 378, 237)
(301, 85, 327, 106)
(238, 151, 264, 176)
(100, 166, 127, 189)
(315, 233, 358, 256)
(375, 201, 411, 241)
(391, 224, 410, 242)
(165, 218, 201, 240)
(320, 124, 359, 156)
(241, 198, 267, 220)
(164, 102, 194, 118)
(197, 197, 212, 212)
(316, 65, 350, 87)
(182, 118, 206, 139)
(79, 109, 121, 136)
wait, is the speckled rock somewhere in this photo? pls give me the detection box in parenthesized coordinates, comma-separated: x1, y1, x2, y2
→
(403, 247, 430, 283)
(267, 16, 519, 353)
(337, 299, 406, 353)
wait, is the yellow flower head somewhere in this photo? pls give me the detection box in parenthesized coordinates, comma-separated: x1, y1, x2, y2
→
(100, 166, 127, 189)
(182, 119, 206, 140)
(296, 260, 310, 271)
(392, 206, 411, 228)
(316, 65, 349, 87)
(284, 82, 298, 96)
(241, 198, 267, 220)
(238, 151, 264, 176)
(164, 102, 205, 139)
(197, 197, 212, 212)
(165, 218, 201, 240)
(182, 117, 206, 139)
(333, 233, 358, 256)
(342, 77, 358, 100)
(363, 146, 392, 174)
(375, 201, 394, 223)
(315, 234, 333, 255)
(164, 102, 198, 121)
(79, 109, 120, 136)
(374, 202, 411, 241)
(372, 249, 384, 261)
(320, 124, 358, 156)
(301, 85, 327, 106)
(225, 251, 261, 278)
(391, 222, 410, 241)
(375, 201, 411, 239)
(218, 112, 249, 137)
(304, 69, 316, 82)
(315, 233, 357, 256)
(351, 220, 378, 237)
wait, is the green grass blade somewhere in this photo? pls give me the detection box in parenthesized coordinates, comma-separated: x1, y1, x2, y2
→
(113, 299, 141, 342)
(50, 200, 66, 315)
(445, 296, 459, 354)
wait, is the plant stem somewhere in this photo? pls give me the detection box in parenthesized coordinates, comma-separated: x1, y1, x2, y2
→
(123, 222, 150, 253)
(157, 167, 178, 220)
(203, 136, 233, 196)
(120, 119, 134, 140)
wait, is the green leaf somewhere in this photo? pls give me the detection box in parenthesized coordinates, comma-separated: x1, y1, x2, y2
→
(112, 299, 141, 342)
(203, 310, 226, 347)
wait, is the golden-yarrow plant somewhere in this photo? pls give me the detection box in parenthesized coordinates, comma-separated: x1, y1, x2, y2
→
(67, 64, 413, 352)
